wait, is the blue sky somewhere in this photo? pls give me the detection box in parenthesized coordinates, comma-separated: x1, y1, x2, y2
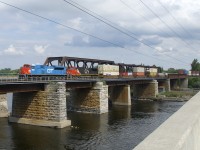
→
(0, 0, 200, 70)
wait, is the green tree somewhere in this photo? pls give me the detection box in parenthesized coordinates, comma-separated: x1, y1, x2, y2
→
(0, 68, 19, 74)
(166, 68, 178, 73)
(157, 67, 164, 73)
(191, 59, 200, 71)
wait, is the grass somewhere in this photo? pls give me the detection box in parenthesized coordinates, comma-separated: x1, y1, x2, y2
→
(160, 90, 196, 98)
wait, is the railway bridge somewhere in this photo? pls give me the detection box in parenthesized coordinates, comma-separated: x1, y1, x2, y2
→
(0, 74, 188, 128)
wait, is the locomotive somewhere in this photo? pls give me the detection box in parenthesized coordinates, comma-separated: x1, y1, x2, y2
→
(19, 64, 80, 78)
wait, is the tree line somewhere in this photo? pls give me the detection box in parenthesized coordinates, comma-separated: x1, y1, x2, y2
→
(191, 59, 200, 71)
(0, 68, 19, 74)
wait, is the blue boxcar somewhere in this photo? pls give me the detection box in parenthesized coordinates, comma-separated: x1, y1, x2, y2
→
(184, 70, 189, 75)
(31, 65, 66, 75)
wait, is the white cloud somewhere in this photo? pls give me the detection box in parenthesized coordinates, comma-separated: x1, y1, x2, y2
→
(34, 45, 49, 54)
(68, 17, 82, 30)
(3, 45, 24, 55)
(82, 36, 90, 44)
(155, 46, 175, 54)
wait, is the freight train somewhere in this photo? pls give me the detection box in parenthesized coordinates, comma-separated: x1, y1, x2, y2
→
(19, 56, 190, 79)
(19, 63, 162, 78)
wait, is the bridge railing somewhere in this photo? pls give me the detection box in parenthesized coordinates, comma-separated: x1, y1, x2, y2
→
(0, 74, 101, 82)
(0, 73, 187, 83)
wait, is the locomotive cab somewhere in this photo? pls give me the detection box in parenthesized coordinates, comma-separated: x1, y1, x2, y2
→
(20, 64, 31, 75)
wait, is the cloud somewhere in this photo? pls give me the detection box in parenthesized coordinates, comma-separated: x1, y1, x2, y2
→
(2, 45, 24, 55)
(0, 0, 199, 70)
(154, 46, 178, 56)
(34, 45, 49, 54)
(68, 17, 82, 30)
(141, 35, 163, 46)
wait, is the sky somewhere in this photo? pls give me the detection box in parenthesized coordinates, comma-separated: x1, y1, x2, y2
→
(0, 0, 200, 70)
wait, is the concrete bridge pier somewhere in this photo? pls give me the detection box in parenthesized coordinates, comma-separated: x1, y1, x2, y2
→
(9, 82, 71, 128)
(109, 85, 131, 106)
(132, 80, 158, 99)
(158, 79, 171, 93)
(170, 79, 179, 90)
(180, 78, 188, 89)
(67, 82, 109, 114)
(0, 94, 9, 117)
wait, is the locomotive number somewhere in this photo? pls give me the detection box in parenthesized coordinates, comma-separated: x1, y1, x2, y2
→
(47, 69, 54, 73)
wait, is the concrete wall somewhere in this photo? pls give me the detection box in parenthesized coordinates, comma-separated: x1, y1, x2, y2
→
(133, 91, 200, 150)
(9, 82, 71, 128)
(0, 94, 9, 117)
(67, 82, 108, 114)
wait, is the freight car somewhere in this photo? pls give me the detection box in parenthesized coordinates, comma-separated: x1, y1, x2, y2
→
(145, 67, 158, 77)
(98, 64, 119, 76)
(189, 71, 199, 76)
(178, 69, 189, 75)
(118, 64, 146, 77)
(133, 66, 145, 77)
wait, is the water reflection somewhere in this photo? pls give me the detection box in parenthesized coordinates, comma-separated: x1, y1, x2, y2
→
(0, 118, 14, 149)
(10, 124, 66, 150)
(0, 100, 185, 150)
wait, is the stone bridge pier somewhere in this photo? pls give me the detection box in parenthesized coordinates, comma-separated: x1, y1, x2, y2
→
(109, 85, 131, 106)
(67, 82, 109, 114)
(157, 79, 171, 93)
(9, 82, 71, 128)
(0, 94, 9, 117)
(170, 79, 179, 90)
(170, 78, 188, 90)
(132, 80, 158, 99)
(179, 78, 188, 89)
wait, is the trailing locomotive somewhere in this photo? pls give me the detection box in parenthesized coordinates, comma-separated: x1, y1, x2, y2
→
(20, 64, 31, 75)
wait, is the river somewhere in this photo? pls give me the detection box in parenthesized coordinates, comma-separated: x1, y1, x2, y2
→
(0, 98, 184, 150)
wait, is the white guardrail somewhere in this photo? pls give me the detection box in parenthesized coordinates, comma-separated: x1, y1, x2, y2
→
(133, 91, 200, 150)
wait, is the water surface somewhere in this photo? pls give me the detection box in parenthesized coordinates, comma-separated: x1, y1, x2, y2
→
(0, 100, 184, 150)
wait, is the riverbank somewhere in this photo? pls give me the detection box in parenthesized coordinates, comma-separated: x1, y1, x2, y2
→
(135, 89, 198, 102)
(157, 90, 197, 101)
